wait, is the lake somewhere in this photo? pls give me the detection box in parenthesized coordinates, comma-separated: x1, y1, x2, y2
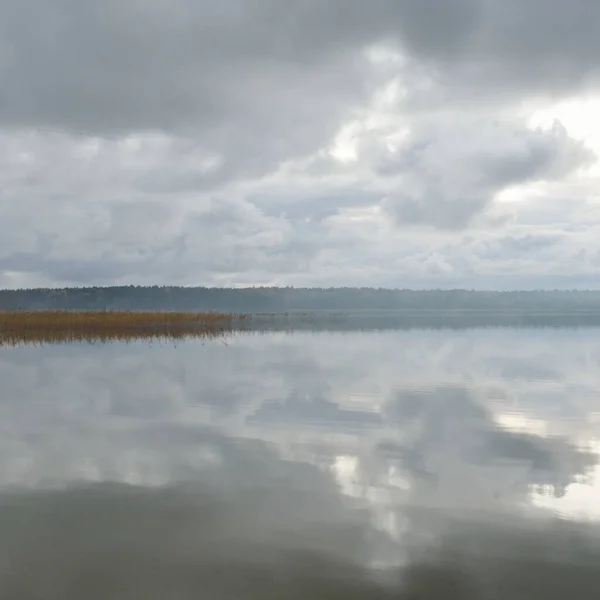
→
(1, 326, 600, 598)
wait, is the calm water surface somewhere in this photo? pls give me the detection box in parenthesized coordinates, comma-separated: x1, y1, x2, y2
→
(2, 327, 600, 598)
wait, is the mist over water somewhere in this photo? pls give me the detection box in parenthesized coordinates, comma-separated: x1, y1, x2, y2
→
(2, 327, 600, 598)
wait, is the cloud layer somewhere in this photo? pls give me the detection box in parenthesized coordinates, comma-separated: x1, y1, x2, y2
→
(1, 0, 600, 287)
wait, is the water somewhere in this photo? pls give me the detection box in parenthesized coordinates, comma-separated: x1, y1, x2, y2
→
(1, 327, 600, 598)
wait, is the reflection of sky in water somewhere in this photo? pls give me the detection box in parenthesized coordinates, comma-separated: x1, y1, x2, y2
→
(2, 328, 600, 565)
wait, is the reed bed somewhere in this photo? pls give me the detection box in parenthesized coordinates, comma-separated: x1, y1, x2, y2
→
(0, 310, 246, 346)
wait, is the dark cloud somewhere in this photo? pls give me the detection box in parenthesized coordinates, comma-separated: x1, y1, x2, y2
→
(3, 0, 600, 137)
(420, 0, 600, 98)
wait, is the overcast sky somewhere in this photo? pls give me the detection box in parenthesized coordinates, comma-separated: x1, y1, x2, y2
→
(2, 0, 600, 289)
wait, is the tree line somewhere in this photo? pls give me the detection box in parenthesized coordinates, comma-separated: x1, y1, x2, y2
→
(1, 286, 600, 312)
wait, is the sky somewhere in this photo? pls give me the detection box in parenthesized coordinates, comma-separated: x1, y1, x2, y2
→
(1, 0, 600, 289)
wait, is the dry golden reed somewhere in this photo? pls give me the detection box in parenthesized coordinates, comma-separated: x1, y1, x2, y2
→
(0, 310, 246, 346)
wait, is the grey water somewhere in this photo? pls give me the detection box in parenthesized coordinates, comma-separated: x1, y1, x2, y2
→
(2, 327, 600, 598)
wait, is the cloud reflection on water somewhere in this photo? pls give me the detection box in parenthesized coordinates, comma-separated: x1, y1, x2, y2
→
(1, 328, 600, 597)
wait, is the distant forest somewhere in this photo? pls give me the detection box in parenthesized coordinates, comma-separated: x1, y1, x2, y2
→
(2, 286, 600, 313)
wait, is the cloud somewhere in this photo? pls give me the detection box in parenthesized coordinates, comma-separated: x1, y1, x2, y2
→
(4, 1, 600, 136)
(4, 1, 600, 128)
(0, 0, 380, 182)
(1, 0, 600, 287)
(401, 0, 600, 100)
(377, 117, 593, 229)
